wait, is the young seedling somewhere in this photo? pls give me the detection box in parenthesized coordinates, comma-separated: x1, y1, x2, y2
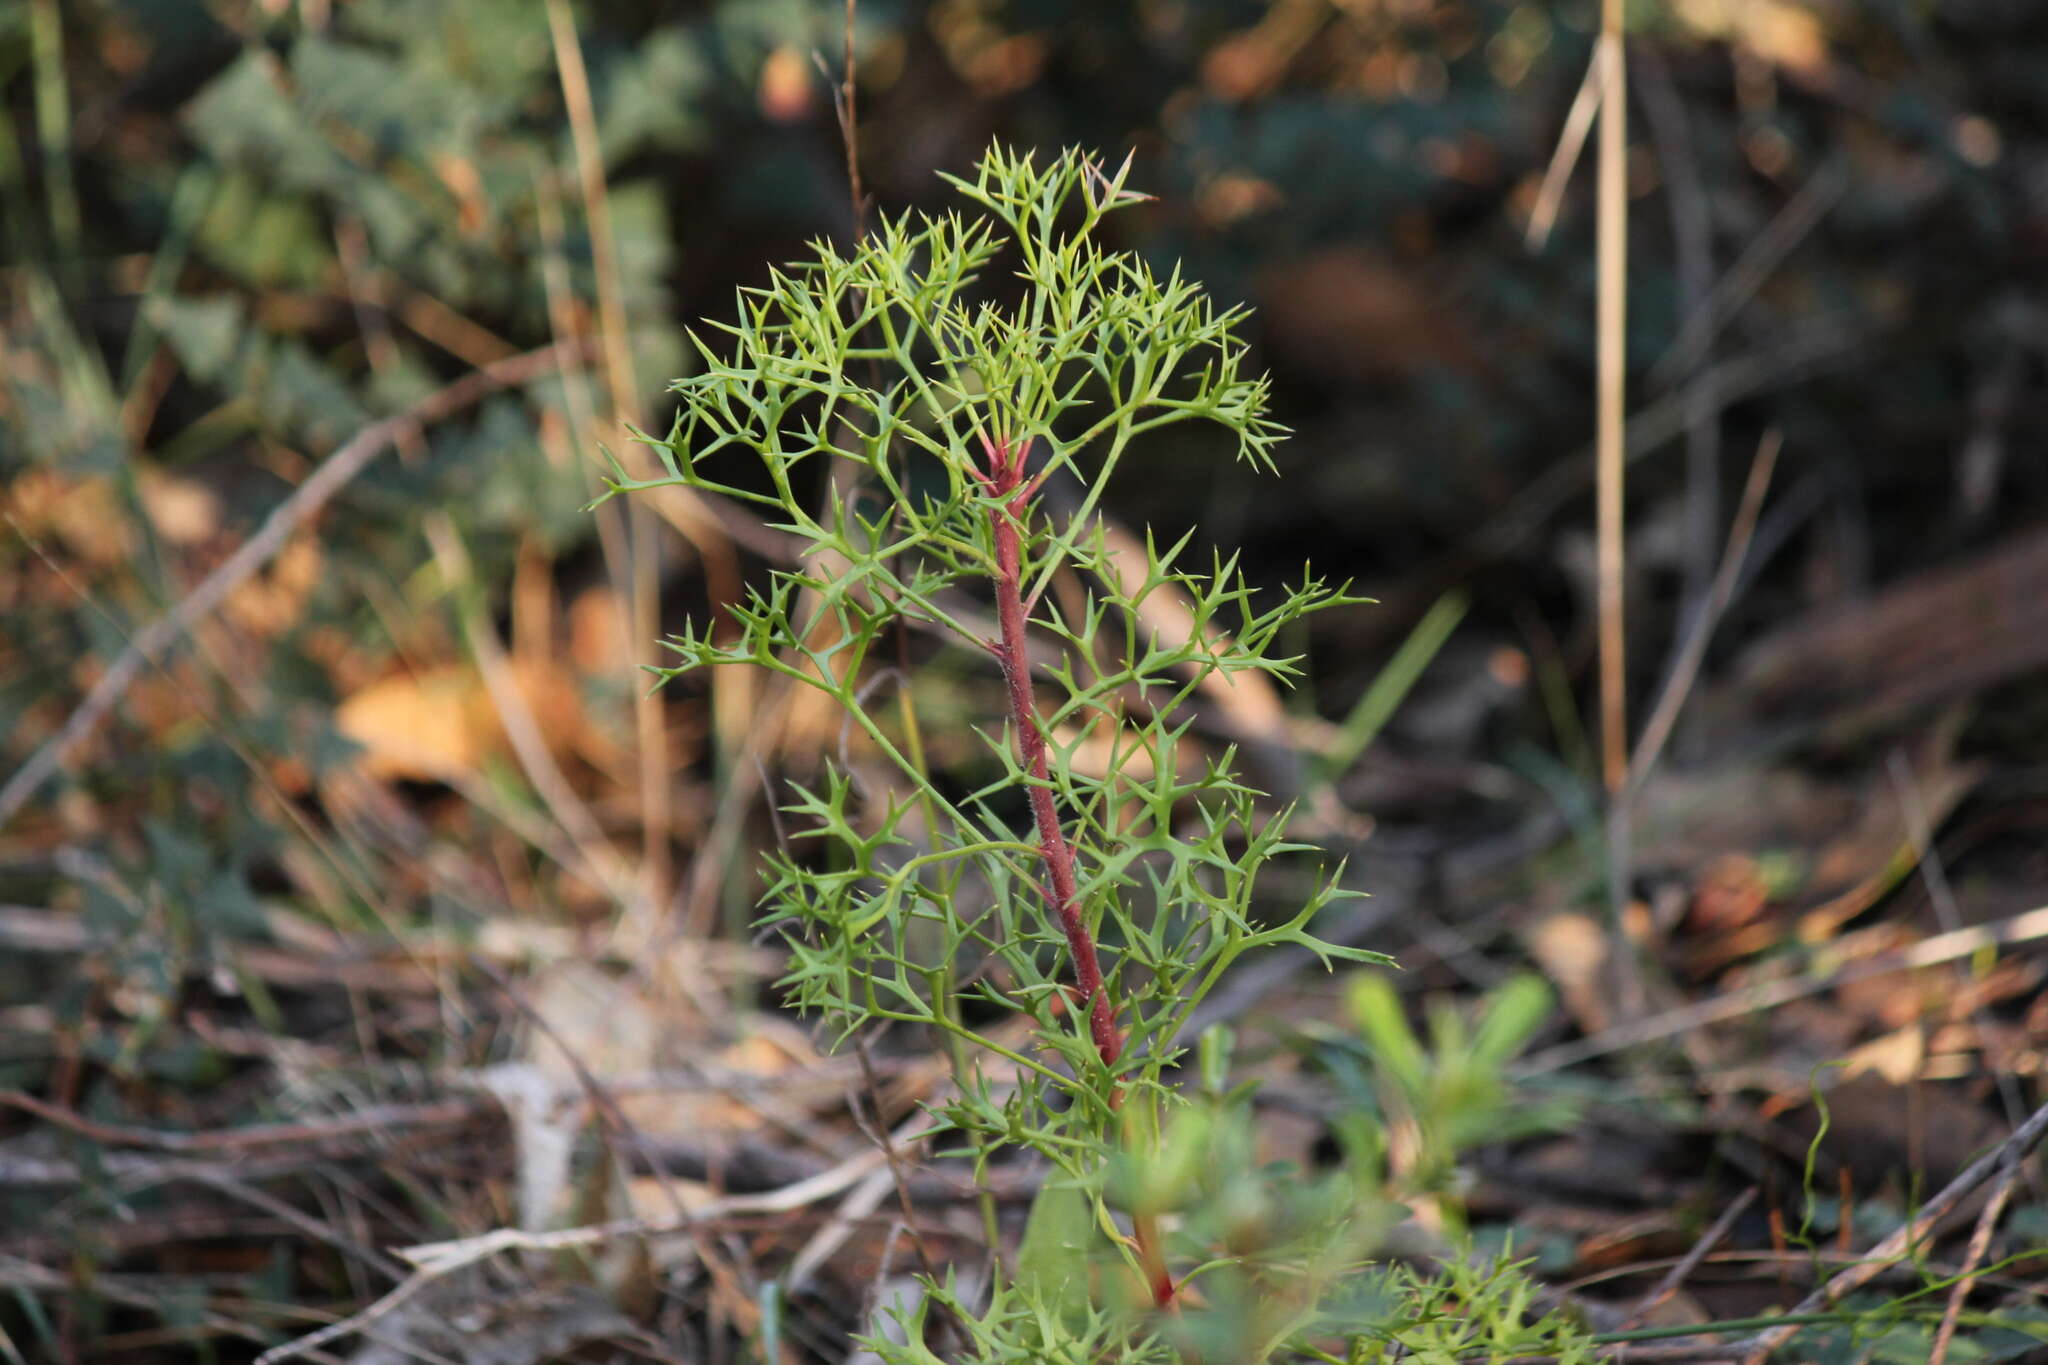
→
(600, 144, 1568, 1360)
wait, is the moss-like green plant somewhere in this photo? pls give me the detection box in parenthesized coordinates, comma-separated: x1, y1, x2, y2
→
(603, 144, 1586, 1362)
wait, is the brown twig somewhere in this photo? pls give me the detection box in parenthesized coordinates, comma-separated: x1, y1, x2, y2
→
(0, 1090, 479, 1153)
(1927, 1166, 2018, 1365)
(1621, 1187, 1757, 1331)
(1518, 901, 2048, 1074)
(0, 340, 593, 831)
(1627, 429, 1781, 788)
(1738, 1095, 2048, 1365)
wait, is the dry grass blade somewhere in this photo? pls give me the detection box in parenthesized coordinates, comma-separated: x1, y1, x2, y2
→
(1525, 51, 1602, 253)
(1628, 429, 1782, 788)
(545, 0, 675, 911)
(1595, 10, 1628, 797)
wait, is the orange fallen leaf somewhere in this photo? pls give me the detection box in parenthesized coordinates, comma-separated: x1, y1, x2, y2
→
(335, 658, 586, 783)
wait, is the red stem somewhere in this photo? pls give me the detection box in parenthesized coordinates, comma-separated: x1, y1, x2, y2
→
(981, 434, 1174, 1308)
(983, 435, 1121, 1067)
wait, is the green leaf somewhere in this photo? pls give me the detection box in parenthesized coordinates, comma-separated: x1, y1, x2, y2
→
(1015, 1178, 1098, 1308)
(148, 295, 246, 384)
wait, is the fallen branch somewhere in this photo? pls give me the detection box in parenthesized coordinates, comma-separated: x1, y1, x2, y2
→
(254, 1119, 940, 1365)
(0, 1090, 480, 1153)
(0, 340, 595, 831)
(1519, 902, 2048, 1073)
(1737, 1095, 2048, 1364)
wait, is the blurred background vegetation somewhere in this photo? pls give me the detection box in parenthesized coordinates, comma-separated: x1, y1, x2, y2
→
(4, 0, 2048, 1360)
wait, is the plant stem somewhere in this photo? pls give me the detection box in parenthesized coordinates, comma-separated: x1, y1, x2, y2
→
(981, 433, 1176, 1308)
(983, 434, 1122, 1066)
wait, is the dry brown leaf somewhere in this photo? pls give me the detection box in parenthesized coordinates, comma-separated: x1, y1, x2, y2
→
(335, 657, 586, 783)
(135, 467, 221, 546)
(223, 534, 323, 636)
(6, 467, 134, 565)
(1526, 910, 1614, 1036)
(1841, 1024, 1925, 1085)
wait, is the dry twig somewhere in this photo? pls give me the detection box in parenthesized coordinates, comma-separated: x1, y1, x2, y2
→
(0, 341, 594, 831)
(1738, 1096, 2048, 1365)
(1621, 1187, 1757, 1332)
(1927, 1166, 2019, 1365)
(1518, 901, 2048, 1073)
(254, 1122, 940, 1365)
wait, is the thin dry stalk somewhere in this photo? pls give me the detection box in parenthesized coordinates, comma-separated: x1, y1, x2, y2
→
(544, 0, 674, 911)
(1621, 1187, 1756, 1331)
(425, 513, 636, 908)
(1595, 8, 1629, 795)
(1525, 55, 1602, 253)
(1928, 1166, 2018, 1365)
(1627, 429, 1781, 787)
(1594, 0, 1640, 1025)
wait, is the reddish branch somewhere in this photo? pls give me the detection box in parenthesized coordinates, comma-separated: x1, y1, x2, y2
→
(978, 433, 1121, 1064)
(976, 433, 1175, 1307)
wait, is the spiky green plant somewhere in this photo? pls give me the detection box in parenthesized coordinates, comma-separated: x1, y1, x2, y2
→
(602, 144, 1587, 1362)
